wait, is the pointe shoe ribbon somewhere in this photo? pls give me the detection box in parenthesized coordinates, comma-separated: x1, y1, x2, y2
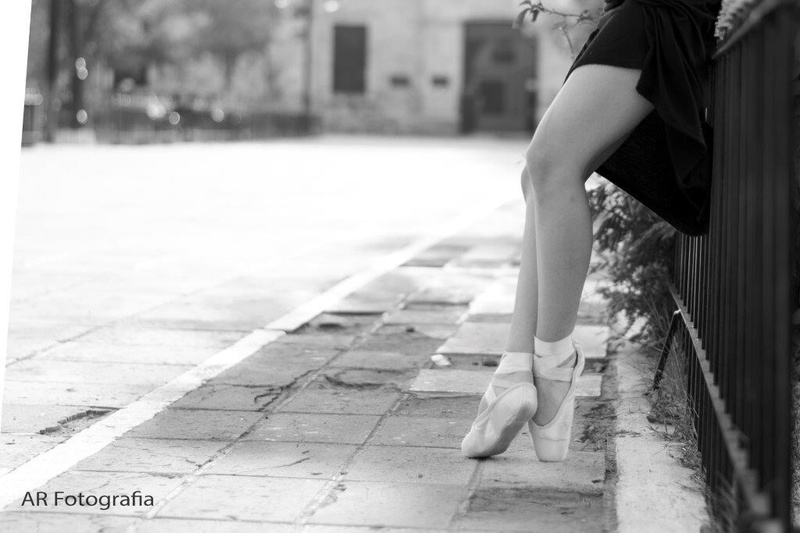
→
(461, 353, 537, 459)
(528, 342, 585, 462)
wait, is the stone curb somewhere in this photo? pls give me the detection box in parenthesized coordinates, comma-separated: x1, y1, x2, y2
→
(610, 340, 711, 532)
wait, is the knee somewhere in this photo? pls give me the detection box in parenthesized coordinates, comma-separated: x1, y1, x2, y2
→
(524, 142, 582, 196)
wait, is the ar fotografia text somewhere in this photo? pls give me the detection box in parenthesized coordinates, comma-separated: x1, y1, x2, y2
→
(21, 491, 154, 511)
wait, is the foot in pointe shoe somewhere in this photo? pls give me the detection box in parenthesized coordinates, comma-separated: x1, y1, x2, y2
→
(528, 342, 585, 462)
(461, 352, 537, 459)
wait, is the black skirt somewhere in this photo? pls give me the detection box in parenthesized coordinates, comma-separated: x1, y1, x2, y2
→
(565, 0, 721, 236)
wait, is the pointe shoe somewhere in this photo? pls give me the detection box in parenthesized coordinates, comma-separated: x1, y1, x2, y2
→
(528, 342, 585, 462)
(461, 354, 537, 459)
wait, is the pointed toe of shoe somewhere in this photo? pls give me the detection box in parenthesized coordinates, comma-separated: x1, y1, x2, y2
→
(530, 434, 570, 462)
(461, 383, 537, 459)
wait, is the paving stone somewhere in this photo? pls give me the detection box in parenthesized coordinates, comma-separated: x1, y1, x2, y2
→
(573, 324, 610, 360)
(147, 519, 301, 532)
(214, 361, 318, 388)
(1, 381, 147, 408)
(132, 296, 295, 331)
(35, 342, 219, 365)
(330, 350, 429, 370)
(6, 471, 186, 516)
(456, 487, 603, 532)
(480, 449, 605, 492)
(306, 313, 380, 335)
(383, 305, 467, 325)
(408, 369, 491, 395)
(74, 438, 227, 474)
(277, 333, 358, 351)
(5, 336, 61, 363)
(467, 277, 517, 315)
(4, 360, 191, 386)
(408, 286, 485, 306)
(6, 321, 93, 361)
(158, 475, 326, 522)
(1, 404, 94, 434)
(437, 322, 507, 356)
(392, 394, 478, 419)
(127, 409, 263, 441)
(450, 243, 520, 268)
(11, 289, 168, 325)
(205, 441, 356, 478)
(72, 326, 247, 349)
(445, 353, 502, 370)
(344, 445, 475, 485)
(317, 368, 416, 391)
(304, 525, 449, 533)
(408, 369, 603, 397)
(237, 341, 339, 367)
(278, 387, 401, 415)
(403, 244, 471, 267)
(308, 481, 463, 529)
(196, 275, 335, 301)
(354, 325, 445, 356)
(398, 323, 460, 340)
(325, 269, 430, 313)
(465, 313, 513, 324)
(245, 413, 380, 445)
(0, 512, 138, 532)
(370, 417, 470, 448)
(171, 384, 279, 411)
(137, 518, 296, 532)
(0, 434, 65, 475)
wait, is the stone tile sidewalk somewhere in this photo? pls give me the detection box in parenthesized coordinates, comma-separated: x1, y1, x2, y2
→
(0, 203, 617, 532)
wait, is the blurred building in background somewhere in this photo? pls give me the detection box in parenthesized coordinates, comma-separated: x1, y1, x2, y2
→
(23, 0, 596, 143)
(306, 0, 579, 134)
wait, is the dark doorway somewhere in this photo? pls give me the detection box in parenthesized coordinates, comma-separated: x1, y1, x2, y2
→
(461, 22, 537, 134)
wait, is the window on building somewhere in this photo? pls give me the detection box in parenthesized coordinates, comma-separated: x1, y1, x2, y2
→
(390, 75, 410, 88)
(432, 75, 450, 88)
(333, 25, 367, 94)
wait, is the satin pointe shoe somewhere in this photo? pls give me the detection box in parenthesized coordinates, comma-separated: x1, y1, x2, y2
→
(528, 341, 586, 462)
(461, 352, 537, 459)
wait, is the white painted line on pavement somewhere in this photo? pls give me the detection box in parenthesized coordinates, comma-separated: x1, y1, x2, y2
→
(0, 192, 516, 510)
(0, 328, 283, 509)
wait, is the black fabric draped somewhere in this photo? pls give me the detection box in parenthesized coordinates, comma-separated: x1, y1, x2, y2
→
(565, 0, 721, 235)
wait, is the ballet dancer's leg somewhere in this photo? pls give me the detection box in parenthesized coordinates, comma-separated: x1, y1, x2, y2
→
(524, 64, 653, 426)
(463, 64, 653, 459)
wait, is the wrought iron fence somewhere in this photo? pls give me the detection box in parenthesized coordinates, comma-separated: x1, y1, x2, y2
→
(656, 3, 798, 530)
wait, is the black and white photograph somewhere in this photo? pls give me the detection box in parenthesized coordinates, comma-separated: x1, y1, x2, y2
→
(0, 0, 797, 531)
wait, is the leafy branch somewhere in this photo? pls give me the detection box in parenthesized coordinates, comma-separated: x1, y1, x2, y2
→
(515, 0, 599, 57)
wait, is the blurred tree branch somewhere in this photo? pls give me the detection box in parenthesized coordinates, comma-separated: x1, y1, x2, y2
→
(515, 0, 599, 57)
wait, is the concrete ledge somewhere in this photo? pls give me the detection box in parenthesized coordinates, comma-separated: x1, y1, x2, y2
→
(612, 342, 710, 532)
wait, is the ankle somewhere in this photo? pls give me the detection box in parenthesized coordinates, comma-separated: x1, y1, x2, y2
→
(496, 351, 534, 374)
(534, 335, 573, 358)
(533, 334, 576, 382)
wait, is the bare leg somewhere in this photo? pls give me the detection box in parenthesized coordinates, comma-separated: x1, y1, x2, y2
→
(504, 169, 539, 354)
(520, 64, 653, 425)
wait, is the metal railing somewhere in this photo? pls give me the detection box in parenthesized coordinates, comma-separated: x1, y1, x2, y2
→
(657, 3, 798, 530)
